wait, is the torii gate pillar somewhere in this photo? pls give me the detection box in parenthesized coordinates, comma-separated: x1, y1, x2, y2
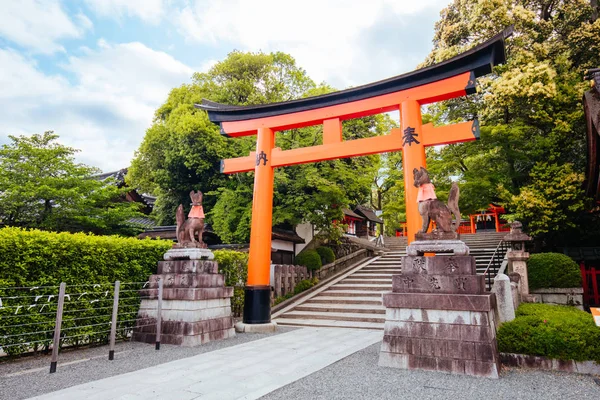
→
(245, 128, 275, 324)
(401, 100, 427, 243)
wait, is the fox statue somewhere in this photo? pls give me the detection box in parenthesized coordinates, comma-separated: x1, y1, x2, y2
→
(413, 167, 461, 234)
(175, 190, 206, 248)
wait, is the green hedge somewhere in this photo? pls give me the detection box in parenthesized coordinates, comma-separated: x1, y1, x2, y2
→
(497, 303, 600, 363)
(527, 253, 582, 290)
(213, 249, 248, 317)
(295, 249, 322, 271)
(0, 227, 172, 356)
(274, 277, 319, 305)
(316, 246, 336, 265)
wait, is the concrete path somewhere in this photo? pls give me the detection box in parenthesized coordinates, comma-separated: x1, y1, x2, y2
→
(28, 327, 382, 400)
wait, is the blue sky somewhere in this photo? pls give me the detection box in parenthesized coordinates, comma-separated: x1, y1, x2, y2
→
(0, 0, 451, 171)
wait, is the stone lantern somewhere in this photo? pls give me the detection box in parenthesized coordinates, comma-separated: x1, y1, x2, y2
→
(503, 221, 534, 301)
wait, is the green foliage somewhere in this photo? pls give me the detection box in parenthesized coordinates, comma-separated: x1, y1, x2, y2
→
(316, 246, 336, 265)
(0, 132, 144, 236)
(295, 250, 322, 271)
(497, 303, 600, 362)
(294, 277, 319, 294)
(213, 249, 248, 316)
(527, 253, 582, 290)
(273, 277, 319, 305)
(418, 0, 598, 246)
(0, 227, 171, 356)
(507, 163, 586, 237)
(129, 51, 386, 243)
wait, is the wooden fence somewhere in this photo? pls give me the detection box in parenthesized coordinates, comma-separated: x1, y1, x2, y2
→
(272, 264, 310, 300)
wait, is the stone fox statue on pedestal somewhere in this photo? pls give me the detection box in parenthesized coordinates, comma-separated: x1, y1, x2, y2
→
(175, 190, 206, 248)
(413, 167, 461, 233)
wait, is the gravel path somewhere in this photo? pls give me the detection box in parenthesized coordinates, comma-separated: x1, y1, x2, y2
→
(3, 331, 599, 400)
(0, 327, 296, 400)
(262, 342, 600, 400)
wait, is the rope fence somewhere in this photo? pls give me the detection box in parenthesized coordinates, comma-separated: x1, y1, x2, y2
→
(0, 279, 164, 373)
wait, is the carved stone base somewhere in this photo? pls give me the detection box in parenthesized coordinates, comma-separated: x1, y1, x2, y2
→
(407, 240, 469, 256)
(379, 254, 500, 378)
(164, 248, 214, 260)
(415, 231, 460, 241)
(133, 259, 233, 347)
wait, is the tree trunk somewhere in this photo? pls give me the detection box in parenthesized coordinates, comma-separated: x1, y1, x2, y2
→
(592, 0, 598, 22)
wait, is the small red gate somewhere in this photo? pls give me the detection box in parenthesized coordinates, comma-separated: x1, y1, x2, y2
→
(581, 262, 600, 306)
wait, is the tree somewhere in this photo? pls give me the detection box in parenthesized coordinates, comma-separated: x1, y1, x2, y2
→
(507, 162, 586, 237)
(0, 131, 143, 235)
(414, 0, 599, 245)
(129, 51, 387, 242)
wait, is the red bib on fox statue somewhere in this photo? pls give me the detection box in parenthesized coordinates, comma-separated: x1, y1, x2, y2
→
(188, 205, 205, 219)
(417, 183, 437, 202)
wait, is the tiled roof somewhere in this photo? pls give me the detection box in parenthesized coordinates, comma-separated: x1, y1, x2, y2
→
(354, 205, 383, 224)
(342, 208, 364, 220)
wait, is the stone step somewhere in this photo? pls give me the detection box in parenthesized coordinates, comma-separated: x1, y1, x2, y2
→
(328, 284, 392, 291)
(295, 304, 385, 314)
(273, 318, 383, 330)
(278, 310, 386, 323)
(305, 296, 383, 305)
(320, 290, 386, 297)
(349, 273, 394, 277)
(340, 279, 393, 285)
(370, 261, 402, 265)
(358, 269, 400, 273)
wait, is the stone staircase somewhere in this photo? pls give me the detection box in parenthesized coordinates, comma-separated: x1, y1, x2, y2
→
(272, 253, 402, 330)
(272, 231, 508, 330)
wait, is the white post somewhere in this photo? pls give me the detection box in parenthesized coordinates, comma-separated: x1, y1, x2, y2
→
(155, 278, 163, 350)
(50, 283, 66, 373)
(108, 281, 120, 360)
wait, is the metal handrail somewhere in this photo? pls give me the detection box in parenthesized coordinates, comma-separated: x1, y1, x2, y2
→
(482, 240, 510, 290)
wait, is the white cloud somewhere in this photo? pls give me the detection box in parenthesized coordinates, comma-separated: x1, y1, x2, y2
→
(0, 43, 194, 171)
(174, 0, 450, 87)
(0, 0, 92, 54)
(84, 0, 167, 24)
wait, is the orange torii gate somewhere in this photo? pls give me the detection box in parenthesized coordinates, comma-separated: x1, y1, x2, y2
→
(197, 28, 511, 325)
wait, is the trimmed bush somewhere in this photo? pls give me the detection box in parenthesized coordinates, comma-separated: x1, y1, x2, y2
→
(0, 227, 172, 356)
(316, 246, 336, 265)
(295, 249, 322, 271)
(294, 277, 319, 295)
(274, 277, 319, 305)
(213, 249, 248, 317)
(527, 253, 582, 290)
(497, 303, 600, 363)
(0, 227, 171, 287)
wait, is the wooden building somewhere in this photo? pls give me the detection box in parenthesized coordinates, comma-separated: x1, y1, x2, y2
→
(342, 206, 383, 239)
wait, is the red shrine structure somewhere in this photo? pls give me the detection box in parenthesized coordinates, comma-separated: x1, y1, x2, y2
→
(197, 28, 512, 325)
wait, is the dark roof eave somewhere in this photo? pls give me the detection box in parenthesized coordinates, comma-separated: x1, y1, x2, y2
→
(195, 26, 512, 123)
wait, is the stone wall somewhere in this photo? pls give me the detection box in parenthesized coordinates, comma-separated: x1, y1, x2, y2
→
(530, 288, 584, 310)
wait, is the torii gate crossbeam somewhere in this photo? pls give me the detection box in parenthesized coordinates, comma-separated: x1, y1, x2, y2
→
(196, 27, 512, 325)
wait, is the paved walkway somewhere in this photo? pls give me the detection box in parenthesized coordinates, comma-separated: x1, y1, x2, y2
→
(29, 328, 382, 400)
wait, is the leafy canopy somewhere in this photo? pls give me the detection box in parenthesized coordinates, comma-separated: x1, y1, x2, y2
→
(0, 131, 143, 235)
(410, 0, 600, 245)
(129, 51, 387, 242)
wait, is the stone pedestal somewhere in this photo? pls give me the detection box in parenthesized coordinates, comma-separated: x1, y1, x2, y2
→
(491, 273, 516, 323)
(133, 258, 235, 346)
(379, 247, 500, 378)
(507, 250, 532, 301)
